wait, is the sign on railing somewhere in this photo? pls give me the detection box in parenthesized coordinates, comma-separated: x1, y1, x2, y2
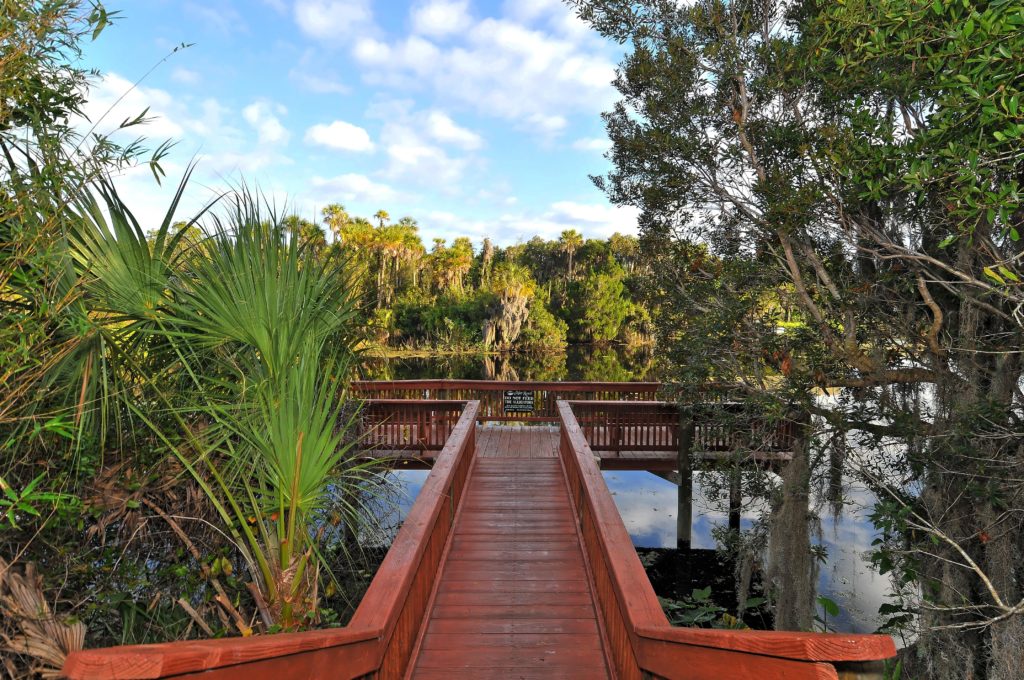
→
(502, 389, 535, 415)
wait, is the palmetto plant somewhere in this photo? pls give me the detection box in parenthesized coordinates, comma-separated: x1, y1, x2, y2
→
(58, 181, 372, 632)
(162, 198, 369, 629)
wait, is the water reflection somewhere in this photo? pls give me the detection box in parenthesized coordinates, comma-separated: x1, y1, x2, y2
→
(360, 469, 429, 547)
(603, 470, 890, 633)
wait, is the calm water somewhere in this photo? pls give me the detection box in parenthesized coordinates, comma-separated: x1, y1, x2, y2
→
(603, 470, 891, 634)
(363, 348, 892, 635)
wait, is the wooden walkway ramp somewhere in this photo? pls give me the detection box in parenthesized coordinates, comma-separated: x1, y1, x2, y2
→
(412, 427, 611, 678)
(63, 399, 895, 680)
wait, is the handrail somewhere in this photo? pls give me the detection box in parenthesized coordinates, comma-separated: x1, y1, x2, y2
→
(62, 401, 481, 680)
(352, 380, 660, 422)
(566, 399, 797, 455)
(556, 400, 896, 680)
(358, 399, 468, 451)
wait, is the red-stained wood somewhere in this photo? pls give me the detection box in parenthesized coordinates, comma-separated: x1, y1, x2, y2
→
(60, 629, 381, 680)
(64, 397, 895, 680)
(635, 626, 897, 663)
(567, 400, 797, 458)
(555, 399, 897, 680)
(353, 380, 660, 422)
(409, 455, 613, 679)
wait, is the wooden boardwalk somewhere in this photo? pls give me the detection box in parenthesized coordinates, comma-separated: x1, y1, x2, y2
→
(63, 396, 895, 680)
(410, 427, 611, 678)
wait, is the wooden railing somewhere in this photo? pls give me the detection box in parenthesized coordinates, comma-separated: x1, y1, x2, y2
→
(62, 401, 481, 680)
(352, 380, 660, 422)
(358, 399, 467, 451)
(568, 400, 797, 456)
(556, 401, 896, 680)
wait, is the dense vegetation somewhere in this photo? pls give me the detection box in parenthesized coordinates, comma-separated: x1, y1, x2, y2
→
(280, 209, 652, 353)
(1, 5, 389, 675)
(0, 4, 650, 676)
(575, 0, 1024, 677)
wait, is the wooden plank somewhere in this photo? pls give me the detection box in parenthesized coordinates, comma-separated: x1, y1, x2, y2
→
(425, 619, 600, 635)
(415, 646, 609, 668)
(410, 432, 612, 679)
(422, 633, 603, 650)
(438, 580, 591, 594)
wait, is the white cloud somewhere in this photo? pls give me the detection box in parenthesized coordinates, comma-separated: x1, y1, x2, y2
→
(186, 1, 247, 36)
(242, 101, 290, 145)
(425, 111, 482, 150)
(310, 173, 397, 203)
(198, 149, 294, 175)
(383, 125, 468, 186)
(528, 113, 568, 134)
(294, 0, 373, 41)
(411, 0, 472, 38)
(80, 73, 184, 140)
(355, 36, 441, 76)
(572, 136, 610, 152)
(365, 100, 478, 188)
(171, 68, 200, 85)
(352, 14, 617, 136)
(290, 70, 349, 94)
(304, 120, 375, 152)
(405, 199, 639, 246)
(548, 201, 639, 236)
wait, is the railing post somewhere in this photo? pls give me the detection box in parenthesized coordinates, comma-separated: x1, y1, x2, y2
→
(676, 407, 695, 553)
(728, 468, 742, 535)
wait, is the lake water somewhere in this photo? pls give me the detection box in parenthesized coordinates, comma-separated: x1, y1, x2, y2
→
(362, 348, 893, 635)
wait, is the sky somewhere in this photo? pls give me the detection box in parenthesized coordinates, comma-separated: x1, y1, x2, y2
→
(79, 0, 640, 246)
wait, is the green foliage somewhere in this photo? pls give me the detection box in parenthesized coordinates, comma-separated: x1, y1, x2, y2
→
(567, 259, 633, 342)
(309, 201, 650, 352)
(660, 587, 761, 629)
(574, 0, 1024, 670)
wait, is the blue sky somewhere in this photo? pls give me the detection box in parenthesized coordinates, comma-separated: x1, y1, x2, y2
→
(80, 0, 639, 246)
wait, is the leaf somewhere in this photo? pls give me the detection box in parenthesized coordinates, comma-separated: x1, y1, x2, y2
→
(998, 266, 1019, 282)
(932, 0, 942, 15)
(817, 595, 841, 617)
(983, 266, 1006, 284)
(938, 234, 957, 248)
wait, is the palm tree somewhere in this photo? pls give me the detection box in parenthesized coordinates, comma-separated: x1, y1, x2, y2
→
(373, 209, 390, 229)
(322, 203, 350, 242)
(488, 262, 536, 349)
(559, 229, 584, 281)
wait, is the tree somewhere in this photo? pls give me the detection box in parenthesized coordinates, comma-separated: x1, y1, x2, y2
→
(321, 203, 350, 241)
(574, 0, 1024, 675)
(373, 209, 389, 229)
(568, 262, 632, 343)
(487, 262, 536, 350)
(558, 229, 584, 281)
(480, 238, 495, 286)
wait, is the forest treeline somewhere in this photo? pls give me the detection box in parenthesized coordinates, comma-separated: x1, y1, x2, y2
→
(267, 210, 652, 352)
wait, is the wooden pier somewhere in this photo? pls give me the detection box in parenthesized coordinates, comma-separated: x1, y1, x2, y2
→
(63, 382, 895, 680)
